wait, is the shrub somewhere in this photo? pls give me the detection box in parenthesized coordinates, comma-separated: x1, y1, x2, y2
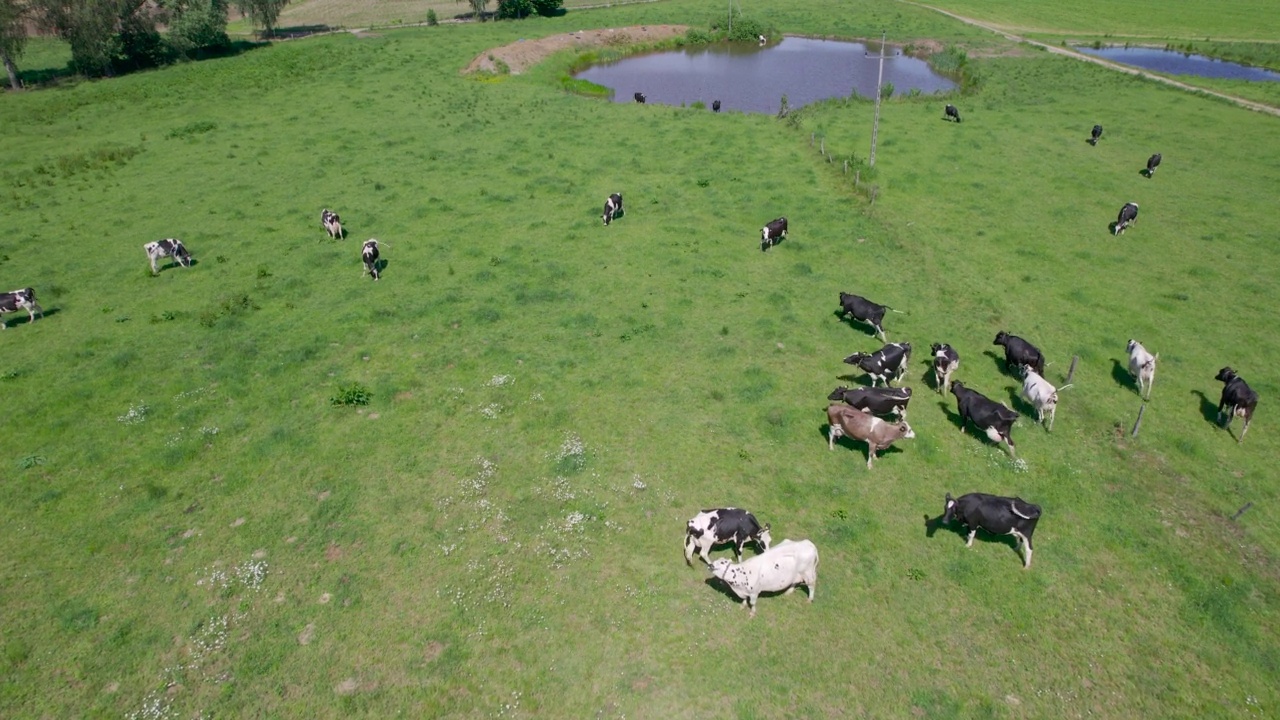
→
(331, 382, 372, 407)
(426, 9, 439, 25)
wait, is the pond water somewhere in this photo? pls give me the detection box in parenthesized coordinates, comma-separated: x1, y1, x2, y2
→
(574, 37, 957, 113)
(1075, 46, 1280, 82)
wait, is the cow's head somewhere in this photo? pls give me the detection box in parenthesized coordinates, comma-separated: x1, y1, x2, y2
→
(173, 243, 192, 267)
(949, 381, 966, 397)
(842, 353, 867, 365)
(1216, 367, 1238, 384)
(754, 523, 772, 552)
(1127, 339, 1139, 355)
(708, 558, 734, 580)
(942, 493, 957, 524)
(897, 422, 916, 439)
(827, 386, 851, 401)
(993, 331, 1009, 346)
(930, 343, 945, 356)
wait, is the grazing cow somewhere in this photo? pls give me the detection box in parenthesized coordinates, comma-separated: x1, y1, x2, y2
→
(993, 331, 1045, 376)
(1114, 202, 1139, 235)
(321, 208, 343, 239)
(1126, 339, 1158, 400)
(931, 343, 960, 394)
(838, 291, 898, 341)
(1216, 367, 1258, 443)
(712, 100, 721, 112)
(944, 104, 961, 122)
(684, 508, 772, 566)
(950, 381, 1019, 457)
(843, 342, 912, 387)
(602, 193, 624, 226)
(827, 385, 912, 421)
(826, 404, 916, 469)
(1020, 367, 1061, 431)
(143, 238, 192, 275)
(1090, 124, 1103, 145)
(760, 217, 787, 251)
(709, 538, 818, 617)
(634, 92, 646, 103)
(0, 287, 42, 329)
(758, 34, 767, 46)
(361, 239, 380, 281)
(1145, 153, 1162, 177)
(942, 492, 1041, 568)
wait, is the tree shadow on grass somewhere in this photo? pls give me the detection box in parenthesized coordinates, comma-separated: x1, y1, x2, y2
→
(267, 25, 336, 39)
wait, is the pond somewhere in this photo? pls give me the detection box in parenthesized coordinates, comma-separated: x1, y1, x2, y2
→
(1075, 46, 1280, 82)
(574, 37, 957, 114)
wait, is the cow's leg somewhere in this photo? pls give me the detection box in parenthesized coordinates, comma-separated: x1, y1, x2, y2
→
(700, 543, 712, 565)
(828, 424, 843, 450)
(684, 536, 696, 565)
(1005, 436, 1017, 459)
(865, 443, 876, 469)
(965, 530, 977, 547)
(1014, 530, 1033, 568)
(733, 539, 744, 562)
(747, 596, 757, 617)
(150, 257, 158, 275)
(1047, 405, 1056, 432)
(1239, 411, 1252, 443)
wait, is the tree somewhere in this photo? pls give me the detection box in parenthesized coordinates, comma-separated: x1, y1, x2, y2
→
(35, 0, 128, 77)
(163, 0, 230, 57)
(1, 0, 31, 90)
(456, 0, 488, 20)
(235, 0, 288, 38)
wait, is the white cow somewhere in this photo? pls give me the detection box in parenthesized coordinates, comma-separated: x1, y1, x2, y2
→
(1021, 368, 1061, 431)
(708, 539, 818, 617)
(1126, 339, 1157, 400)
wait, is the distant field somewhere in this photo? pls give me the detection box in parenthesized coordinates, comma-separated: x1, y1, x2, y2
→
(916, 0, 1279, 41)
(243, 0, 669, 31)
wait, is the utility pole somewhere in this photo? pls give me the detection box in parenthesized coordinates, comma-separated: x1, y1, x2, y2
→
(869, 30, 893, 168)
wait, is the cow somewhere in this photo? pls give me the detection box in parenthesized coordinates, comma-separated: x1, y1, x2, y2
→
(1145, 153, 1162, 177)
(941, 492, 1042, 568)
(826, 404, 915, 469)
(684, 508, 772, 566)
(1089, 124, 1103, 145)
(143, 238, 192, 276)
(1126, 339, 1158, 400)
(712, 100, 721, 112)
(931, 343, 960, 394)
(321, 208, 343, 239)
(602, 193, 623, 226)
(708, 538, 818, 617)
(827, 385, 912, 421)
(1216, 367, 1258, 443)
(634, 92, 646, 103)
(1020, 367, 1061, 432)
(1114, 202, 1139, 235)
(758, 34, 767, 46)
(761, 217, 787, 251)
(950, 381, 1019, 457)
(843, 342, 912, 387)
(838, 291, 898, 342)
(944, 104, 961, 122)
(993, 331, 1045, 376)
(361, 239, 381, 281)
(0, 287, 42, 329)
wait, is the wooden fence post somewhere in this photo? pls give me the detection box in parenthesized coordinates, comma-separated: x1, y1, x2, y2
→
(1231, 502, 1253, 521)
(1130, 403, 1146, 437)
(1065, 355, 1080, 385)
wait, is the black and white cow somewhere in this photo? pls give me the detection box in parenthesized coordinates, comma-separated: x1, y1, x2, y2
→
(144, 238, 192, 275)
(361, 239, 380, 281)
(712, 100, 722, 112)
(930, 342, 960, 394)
(944, 104, 961, 122)
(634, 92, 646, 103)
(993, 331, 1045, 376)
(843, 342, 912, 388)
(685, 508, 772, 566)
(1089, 124, 1103, 145)
(827, 385, 912, 421)
(942, 492, 1042, 568)
(838, 292, 898, 342)
(1216, 367, 1258, 443)
(602, 193, 624, 226)
(0, 287, 42, 329)
(1145, 153, 1162, 177)
(321, 208, 343, 239)
(950, 381, 1019, 457)
(1114, 202, 1139, 235)
(761, 217, 787, 251)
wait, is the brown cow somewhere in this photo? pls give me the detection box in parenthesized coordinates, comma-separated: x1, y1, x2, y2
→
(826, 404, 915, 469)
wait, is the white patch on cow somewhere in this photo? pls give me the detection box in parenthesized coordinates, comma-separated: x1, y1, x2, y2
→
(984, 426, 1005, 444)
(966, 530, 977, 547)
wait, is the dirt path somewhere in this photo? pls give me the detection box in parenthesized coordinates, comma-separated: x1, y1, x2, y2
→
(899, 1, 1280, 117)
(462, 24, 688, 75)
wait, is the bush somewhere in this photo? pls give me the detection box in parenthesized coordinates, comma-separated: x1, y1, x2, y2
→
(426, 9, 439, 25)
(166, 0, 232, 58)
(531, 0, 562, 15)
(331, 382, 372, 407)
(496, 0, 532, 18)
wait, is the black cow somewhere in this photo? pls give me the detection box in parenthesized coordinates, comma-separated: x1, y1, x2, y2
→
(144, 238, 192, 275)
(930, 342, 960, 394)
(634, 92, 646, 104)
(1090, 124, 1103, 145)
(603, 193, 623, 226)
(0, 287, 42, 329)
(1114, 202, 1139, 235)
(321, 208, 343, 239)
(993, 331, 1045, 376)
(712, 100, 721, 112)
(827, 385, 912, 421)
(684, 508, 772, 566)
(838, 292, 897, 342)
(950, 381, 1019, 457)
(944, 104, 961, 122)
(843, 342, 912, 388)
(1216, 367, 1258, 443)
(1145, 153, 1162, 177)
(362, 239, 381, 281)
(761, 217, 787, 251)
(942, 492, 1042, 568)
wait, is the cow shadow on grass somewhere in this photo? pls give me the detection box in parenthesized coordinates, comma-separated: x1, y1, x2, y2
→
(832, 309, 880, 340)
(1190, 390, 1222, 426)
(1003, 387, 1039, 420)
(1107, 221, 1121, 234)
(702, 577, 810, 608)
(815, 423, 908, 462)
(922, 513, 1022, 559)
(3, 307, 59, 328)
(984, 350, 1015, 377)
(1111, 359, 1140, 395)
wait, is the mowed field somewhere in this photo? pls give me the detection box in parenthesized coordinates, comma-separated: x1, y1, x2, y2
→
(914, 0, 1280, 41)
(3, 1, 1279, 718)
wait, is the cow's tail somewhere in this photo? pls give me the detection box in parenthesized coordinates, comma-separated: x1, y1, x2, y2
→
(885, 305, 907, 315)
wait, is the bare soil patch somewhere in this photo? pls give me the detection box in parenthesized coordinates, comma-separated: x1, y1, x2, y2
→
(463, 25, 689, 75)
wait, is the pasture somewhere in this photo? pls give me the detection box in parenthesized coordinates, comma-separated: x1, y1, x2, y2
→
(2, 1, 1279, 717)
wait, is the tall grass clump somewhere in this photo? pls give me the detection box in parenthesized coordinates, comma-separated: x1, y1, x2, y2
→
(930, 46, 983, 94)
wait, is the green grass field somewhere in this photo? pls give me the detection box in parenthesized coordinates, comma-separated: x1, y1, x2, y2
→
(3, 1, 1279, 718)
(917, 0, 1280, 41)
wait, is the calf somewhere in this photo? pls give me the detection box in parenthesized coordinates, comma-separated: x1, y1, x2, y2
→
(838, 291, 897, 341)
(942, 492, 1041, 568)
(1089, 124, 1103, 145)
(0, 287, 42, 329)
(684, 508, 772, 566)
(950, 381, 1019, 457)
(827, 385, 912, 421)
(634, 92, 646, 103)
(930, 342, 960, 394)
(602, 193, 623, 226)
(143, 238, 192, 275)
(761, 217, 787, 251)
(843, 342, 912, 387)
(1126, 339, 1157, 400)
(993, 331, 1045, 376)
(944, 104, 961, 122)
(321, 208, 343, 239)
(1114, 202, 1139, 235)
(1216, 367, 1258, 443)
(709, 538, 818, 617)
(826, 404, 915, 469)
(1145, 153, 1162, 177)
(1021, 368, 1061, 431)
(712, 100, 721, 112)
(361, 239, 381, 281)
